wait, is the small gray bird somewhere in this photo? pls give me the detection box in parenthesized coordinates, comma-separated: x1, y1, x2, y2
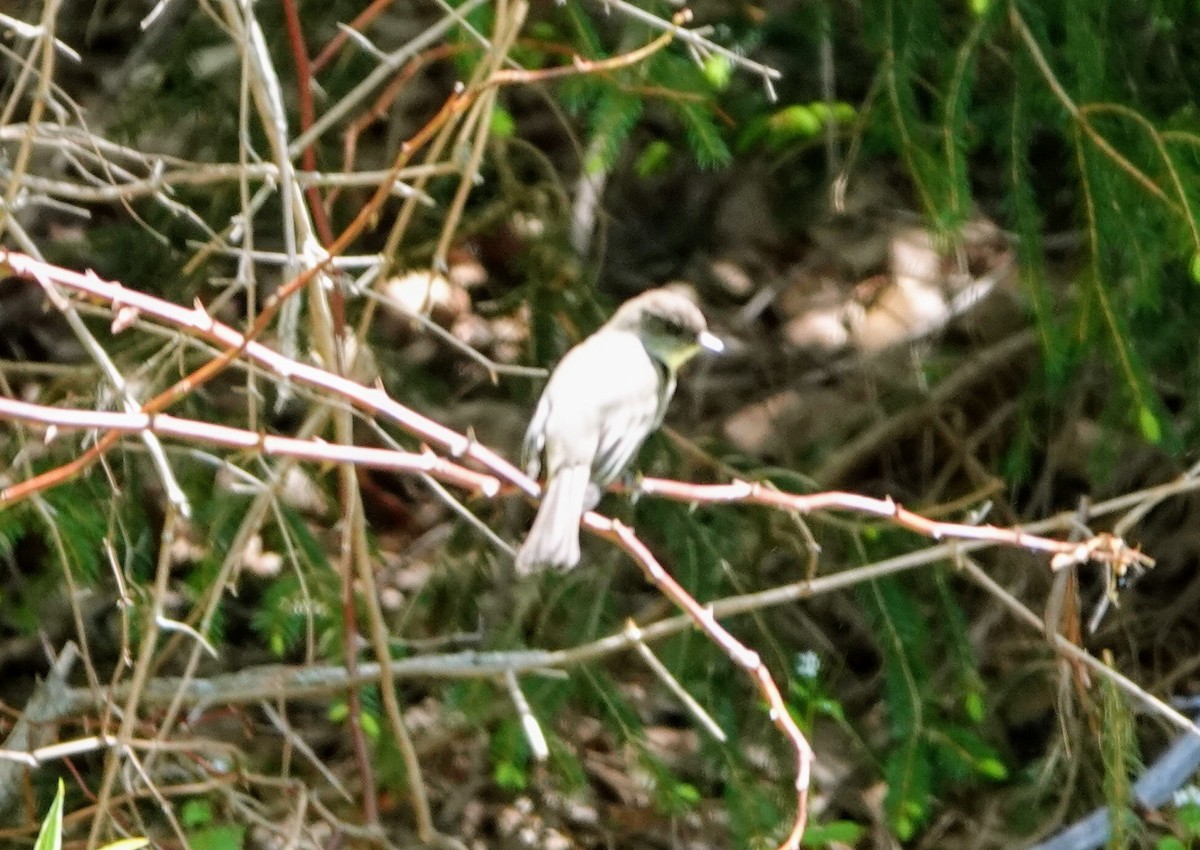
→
(516, 288, 724, 573)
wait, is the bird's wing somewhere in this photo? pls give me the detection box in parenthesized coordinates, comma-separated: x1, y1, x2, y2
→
(521, 392, 550, 480)
(587, 335, 665, 484)
(592, 362, 662, 484)
(528, 328, 665, 484)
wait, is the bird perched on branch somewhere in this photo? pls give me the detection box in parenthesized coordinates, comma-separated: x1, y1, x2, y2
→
(516, 287, 724, 573)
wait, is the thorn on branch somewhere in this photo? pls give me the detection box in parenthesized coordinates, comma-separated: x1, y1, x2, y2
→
(111, 305, 140, 333)
(763, 72, 778, 103)
(191, 297, 214, 330)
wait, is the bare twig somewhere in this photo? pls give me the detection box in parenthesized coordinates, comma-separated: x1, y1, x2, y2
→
(625, 620, 727, 743)
(86, 505, 180, 850)
(588, 0, 781, 98)
(505, 670, 549, 762)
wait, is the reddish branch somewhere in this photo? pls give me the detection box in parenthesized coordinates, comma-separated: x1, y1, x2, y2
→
(332, 42, 466, 210)
(0, 80, 479, 508)
(635, 479, 1154, 578)
(0, 250, 531, 502)
(279, 3, 368, 824)
(0, 396, 499, 496)
(311, 0, 399, 75)
(600, 518, 811, 847)
(280, 0, 337, 250)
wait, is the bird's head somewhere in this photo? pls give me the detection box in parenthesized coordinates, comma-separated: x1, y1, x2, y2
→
(609, 288, 724, 371)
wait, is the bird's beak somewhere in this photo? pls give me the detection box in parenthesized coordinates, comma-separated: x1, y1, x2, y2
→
(698, 330, 725, 354)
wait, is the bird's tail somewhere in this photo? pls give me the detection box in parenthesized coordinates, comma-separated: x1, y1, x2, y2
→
(516, 464, 591, 574)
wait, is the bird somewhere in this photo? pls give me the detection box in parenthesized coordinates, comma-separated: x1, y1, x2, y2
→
(516, 287, 724, 573)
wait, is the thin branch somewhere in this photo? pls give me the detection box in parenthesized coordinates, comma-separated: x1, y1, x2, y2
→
(590, 0, 781, 95)
(0, 397, 499, 496)
(625, 620, 726, 743)
(86, 505, 181, 850)
(1009, 3, 1177, 212)
(505, 670, 549, 762)
(288, 0, 491, 158)
(311, 0, 400, 73)
(0, 0, 63, 228)
(633, 478, 1152, 577)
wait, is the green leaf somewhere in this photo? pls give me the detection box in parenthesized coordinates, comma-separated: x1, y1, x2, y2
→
(490, 718, 531, 790)
(181, 798, 215, 828)
(806, 101, 857, 126)
(865, 579, 931, 740)
(801, 819, 867, 846)
(251, 558, 338, 659)
(702, 54, 733, 90)
(1100, 662, 1143, 848)
(788, 662, 847, 725)
(0, 502, 26, 559)
(968, 0, 992, 19)
(964, 691, 985, 724)
(188, 825, 244, 850)
(831, 101, 857, 123)
(1178, 801, 1200, 835)
(1156, 838, 1187, 850)
(584, 90, 643, 175)
(99, 839, 151, 850)
(655, 776, 701, 815)
(359, 711, 381, 741)
(635, 140, 673, 177)
(884, 740, 932, 840)
(1189, 252, 1200, 284)
(736, 116, 769, 152)
(932, 571, 986, 723)
(676, 101, 732, 169)
(34, 779, 65, 850)
(563, 3, 604, 59)
(770, 104, 823, 139)
(494, 760, 527, 790)
(930, 725, 1008, 781)
(44, 485, 108, 581)
(1138, 406, 1162, 442)
(490, 105, 516, 138)
(812, 696, 846, 722)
